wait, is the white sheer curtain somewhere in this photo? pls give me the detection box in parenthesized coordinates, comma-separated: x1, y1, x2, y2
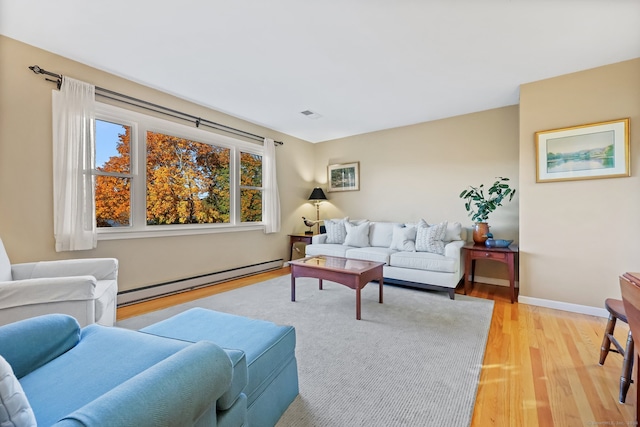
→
(262, 138, 281, 233)
(51, 76, 97, 251)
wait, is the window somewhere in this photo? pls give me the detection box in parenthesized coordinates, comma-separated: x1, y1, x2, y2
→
(94, 103, 264, 239)
(146, 131, 231, 225)
(240, 152, 263, 223)
(95, 120, 132, 227)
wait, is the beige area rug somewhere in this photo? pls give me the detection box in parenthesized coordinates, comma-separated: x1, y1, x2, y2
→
(118, 275, 494, 427)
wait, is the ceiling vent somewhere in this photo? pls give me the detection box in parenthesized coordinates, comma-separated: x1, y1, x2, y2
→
(300, 110, 322, 120)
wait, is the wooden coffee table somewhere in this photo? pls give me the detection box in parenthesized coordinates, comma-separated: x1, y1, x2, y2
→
(289, 255, 384, 320)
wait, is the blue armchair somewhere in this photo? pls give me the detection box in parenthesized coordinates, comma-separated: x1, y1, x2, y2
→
(0, 314, 240, 427)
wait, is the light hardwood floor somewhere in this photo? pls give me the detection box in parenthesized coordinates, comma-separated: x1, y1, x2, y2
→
(117, 268, 635, 426)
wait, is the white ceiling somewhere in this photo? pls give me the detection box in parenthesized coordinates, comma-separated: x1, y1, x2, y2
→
(1, 1, 639, 143)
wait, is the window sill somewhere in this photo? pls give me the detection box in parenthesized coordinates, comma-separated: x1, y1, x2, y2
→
(97, 223, 265, 240)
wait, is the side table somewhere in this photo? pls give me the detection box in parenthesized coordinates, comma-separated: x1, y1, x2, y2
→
(462, 242, 519, 303)
(288, 234, 313, 261)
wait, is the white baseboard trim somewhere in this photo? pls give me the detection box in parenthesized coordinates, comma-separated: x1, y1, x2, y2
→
(469, 275, 607, 318)
(117, 259, 283, 306)
(518, 296, 608, 318)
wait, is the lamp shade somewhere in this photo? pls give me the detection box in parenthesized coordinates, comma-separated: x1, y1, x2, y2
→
(308, 187, 327, 201)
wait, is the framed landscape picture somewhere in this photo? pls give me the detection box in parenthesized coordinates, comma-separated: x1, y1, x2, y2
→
(535, 118, 630, 183)
(327, 162, 360, 192)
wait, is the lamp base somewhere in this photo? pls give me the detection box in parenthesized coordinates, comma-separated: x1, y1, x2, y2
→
(304, 231, 314, 235)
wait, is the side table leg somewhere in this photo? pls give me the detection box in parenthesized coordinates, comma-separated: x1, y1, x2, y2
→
(379, 277, 384, 304)
(464, 255, 472, 295)
(356, 286, 361, 320)
(507, 254, 516, 303)
(319, 279, 323, 290)
(291, 274, 296, 302)
(470, 259, 476, 291)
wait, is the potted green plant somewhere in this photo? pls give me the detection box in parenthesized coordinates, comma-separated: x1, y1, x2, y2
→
(459, 177, 516, 243)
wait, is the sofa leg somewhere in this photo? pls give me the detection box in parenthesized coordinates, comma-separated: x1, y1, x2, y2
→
(448, 289, 455, 300)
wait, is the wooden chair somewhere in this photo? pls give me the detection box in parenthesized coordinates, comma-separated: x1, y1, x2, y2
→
(599, 298, 634, 403)
(619, 274, 640, 423)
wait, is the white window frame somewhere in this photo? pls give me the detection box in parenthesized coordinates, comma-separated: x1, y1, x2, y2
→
(239, 151, 265, 223)
(95, 103, 264, 240)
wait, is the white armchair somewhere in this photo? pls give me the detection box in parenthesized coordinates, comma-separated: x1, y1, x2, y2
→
(0, 239, 118, 327)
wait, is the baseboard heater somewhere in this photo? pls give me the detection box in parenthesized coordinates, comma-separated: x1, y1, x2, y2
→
(117, 259, 283, 306)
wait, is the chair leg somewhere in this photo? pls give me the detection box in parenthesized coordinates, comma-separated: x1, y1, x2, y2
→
(636, 354, 640, 423)
(619, 331, 634, 403)
(600, 315, 616, 365)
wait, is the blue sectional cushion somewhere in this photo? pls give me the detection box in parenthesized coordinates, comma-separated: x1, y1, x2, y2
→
(20, 324, 191, 426)
(141, 308, 296, 406)
(217, 349, 247, 411)
(53, 341, 231, 427)
(0, 314, 80, 379)
(217, 393, 247, 427)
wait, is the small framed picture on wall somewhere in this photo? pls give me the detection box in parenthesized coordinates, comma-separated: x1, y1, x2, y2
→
(327, 162, 360, 192)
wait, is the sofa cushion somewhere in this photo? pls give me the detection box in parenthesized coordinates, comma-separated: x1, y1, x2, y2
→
(0, 355, 36, 427)
(346, 247, 397, 264)
(141, 308, 297, 411)
(20, 324, 191, 427)
(217, 349, 248, 411)
(389, 225, 417, 252)
(305, 243, 351, 258)
(343, 221, 370, 247)
(56, 341, 231, 427)
(389, 251, 457, 273)
(0, 314, 81, 379)
(445, 222, 463, 242)
(369, 222, 402, 247)
(415, 220, 447, 255)
(324, 217, 349, 244)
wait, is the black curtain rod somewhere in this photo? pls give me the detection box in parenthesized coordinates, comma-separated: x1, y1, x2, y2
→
(28, 65, 283, 146)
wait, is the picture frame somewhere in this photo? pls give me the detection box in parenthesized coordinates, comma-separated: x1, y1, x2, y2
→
(327, 162, 360, 192)
(535, 118, 630, 183)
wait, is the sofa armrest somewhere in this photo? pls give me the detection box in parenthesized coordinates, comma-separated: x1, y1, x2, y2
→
(52, 341, 233, 427)
(0, 314, 80, 378)
(311, 234, 327, 244)
(12, 258, 118, 281)
(444, 240, 465, 259)
(0, 276, 98, 310)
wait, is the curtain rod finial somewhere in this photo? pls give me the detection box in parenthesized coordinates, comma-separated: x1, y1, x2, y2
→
(29, 65, 42, 74)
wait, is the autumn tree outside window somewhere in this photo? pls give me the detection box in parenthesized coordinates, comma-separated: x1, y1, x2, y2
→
(94, 103, 265, 239)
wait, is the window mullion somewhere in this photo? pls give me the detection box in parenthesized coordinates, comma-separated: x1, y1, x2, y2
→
(132, 123, 145, 230)
(230, 147, 239, 225)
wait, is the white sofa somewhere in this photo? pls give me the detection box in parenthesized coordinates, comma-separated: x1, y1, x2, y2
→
(305, 219, 466, 299)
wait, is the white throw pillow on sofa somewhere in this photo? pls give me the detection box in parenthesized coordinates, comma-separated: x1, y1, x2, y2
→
(325, 217, 349, 244)
(344, 221, 371, 247)
(0, 355, 36, 427)
(389, 225, 417, 251)
(444, 222, 462, 242)
(415, 219, 448, 255)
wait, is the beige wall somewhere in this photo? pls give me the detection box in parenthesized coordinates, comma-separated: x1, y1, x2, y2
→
(0, 36, 316, 292)
(312, 106, 520, 281)
(5, 34, 636, 307)
(519, 58, 640, 307)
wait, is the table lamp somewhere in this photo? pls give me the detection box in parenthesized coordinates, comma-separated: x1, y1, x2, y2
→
(308, 187, 327, 234)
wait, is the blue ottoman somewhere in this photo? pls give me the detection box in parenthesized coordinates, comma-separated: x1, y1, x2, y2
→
(141, 308, 299, 427)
